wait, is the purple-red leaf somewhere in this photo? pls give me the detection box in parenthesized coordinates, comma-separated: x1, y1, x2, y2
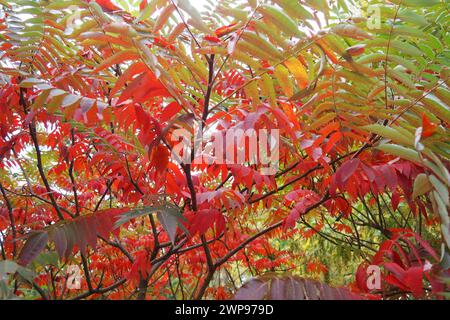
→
(234, 275, 364, 300)
(18, 232, 49, 266)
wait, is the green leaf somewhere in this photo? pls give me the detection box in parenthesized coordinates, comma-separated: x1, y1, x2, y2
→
(275, 0, 314, 20)
(433, 191, 450, 227)
(157, 211, 179, 245)
(429, 175, 449, 206)
(46, 0, 86, 10)
(259, 5, 302, 37)
(240, 31, 283, 60)
(362, 124, 412, 146)
(115, 204, 185, 228)
(235, 41, 274, 61)
(32, 252, 59, 268)
(441, 223, 450, 249)
(393, 25, 426, 38)
(421, 98, 450, 124)
(0, 260, 19, 278)
(376, 144, 421, 163)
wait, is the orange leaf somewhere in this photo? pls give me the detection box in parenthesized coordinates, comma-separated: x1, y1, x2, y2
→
(214, 23, 237, 37)
(284, 57, 308, 89)
(110, 62, 147, 96)
(93, 0, 121, 12)
(94, 50, 140, 73)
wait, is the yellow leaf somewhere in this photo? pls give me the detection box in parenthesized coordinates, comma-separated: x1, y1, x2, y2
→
(260, 74, 277, 107)
(244, 80, 260, 105)
(241, 31, 283, 60)
(274, 65, 293, 97)
(235, 41, 274, 61)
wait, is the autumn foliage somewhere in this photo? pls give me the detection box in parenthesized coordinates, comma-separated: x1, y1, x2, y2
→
(0, 0, 449, 300)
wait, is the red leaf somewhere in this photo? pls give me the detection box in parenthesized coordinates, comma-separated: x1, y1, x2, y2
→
(150, 144, 170, 188)
(204, 35, 221, 43)
(334, 159, 360, 191)
(403, 266, 424, 298)
(391, 191, 400, 211)
(186, 209, 226, 236)
(110, 62, 147, 96)
(284, 190, 320, 228)
(49, 228, 67, 259)
(413, 234, 439, 261)
(127, 250, 152, 284)
(324, 131, 342, 153)
(355, 263, 369, 292)
(160, 101, 182, 122)
(379, 165, 397, 191)
(139, 0, 148, 11)
(153, 37, 175, 50)
(346, 44, 366, 56)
